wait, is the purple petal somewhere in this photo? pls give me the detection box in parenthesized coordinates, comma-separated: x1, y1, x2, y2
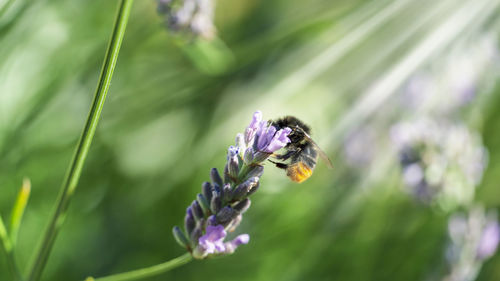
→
(257, 125, 277, 151)
(248, 111, 262, 130)
(205, 225, 226, 241)
(198, 225, 227, 254)
(263, 128, 291, 153)
(245, 111, 263, 144)
(214, 242, 226, 252)
(223, 234, 250, 254)
(232, 234, 250, 246)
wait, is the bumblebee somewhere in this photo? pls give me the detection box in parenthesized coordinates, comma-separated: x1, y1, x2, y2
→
(269, 116, 333, 183)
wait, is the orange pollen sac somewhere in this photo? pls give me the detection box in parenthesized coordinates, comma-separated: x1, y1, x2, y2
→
(286, 162, 313, 183)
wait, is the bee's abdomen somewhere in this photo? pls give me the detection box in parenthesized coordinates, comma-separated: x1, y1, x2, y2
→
(286, 162, 313, 183)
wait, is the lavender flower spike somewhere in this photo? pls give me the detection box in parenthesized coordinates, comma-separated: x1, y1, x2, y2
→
(173, 111, 291, 259)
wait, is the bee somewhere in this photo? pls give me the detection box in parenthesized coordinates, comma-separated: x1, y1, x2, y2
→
(269, 116, 333, 183)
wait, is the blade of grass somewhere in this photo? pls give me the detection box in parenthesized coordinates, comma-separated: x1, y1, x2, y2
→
(25, 0, 135, 280)
(0, 214, 21, 280)
(9, 178, 31, 247)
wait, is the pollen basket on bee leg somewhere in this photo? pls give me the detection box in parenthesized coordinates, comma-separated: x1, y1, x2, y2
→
(286, 162, 313, 183)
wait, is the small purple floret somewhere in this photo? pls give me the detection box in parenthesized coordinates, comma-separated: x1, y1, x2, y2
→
(197, 224, 250, 257)
(199, 225, 226, 254)
(255, 120, 291, 153)
(264, 127, 292, 153)
(244, 111, 291, 155)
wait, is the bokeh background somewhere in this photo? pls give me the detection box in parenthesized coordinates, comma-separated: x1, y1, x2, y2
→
(1, 0, 500, 280)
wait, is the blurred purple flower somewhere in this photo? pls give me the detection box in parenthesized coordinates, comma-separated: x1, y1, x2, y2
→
(477, 221, 500, 260)
(390, 118, 487, 210)
(157, 0, 216, 39)
(443, 207, 500, 281)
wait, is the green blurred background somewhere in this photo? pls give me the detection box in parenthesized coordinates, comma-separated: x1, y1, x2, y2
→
(1, 0, 500, 280)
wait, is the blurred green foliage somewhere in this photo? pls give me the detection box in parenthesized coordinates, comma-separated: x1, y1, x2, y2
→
(1, 0, 500, 280)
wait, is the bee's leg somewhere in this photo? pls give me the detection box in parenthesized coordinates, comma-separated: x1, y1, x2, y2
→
(272, 150, 294, 161)
(268, 159, 288, 170)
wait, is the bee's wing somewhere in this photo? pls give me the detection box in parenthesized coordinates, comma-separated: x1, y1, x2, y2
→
(303, 131, 334, 169)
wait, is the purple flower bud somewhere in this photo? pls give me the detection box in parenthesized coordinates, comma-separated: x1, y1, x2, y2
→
(207, 215, 217, 226)
(246, 182, 260, 197)
(210, 168, 223, 191)
(184, 207, 196, 235)
(191, 200, 204, 221)
(201, 182, 213, 203)
(196, 194, 211, 215)
(244, 147, 254, 164)
(173, 226, 190, 249)
(216, 206, 239, 226)
(246, 165, 264, 179)
(233, 198, 251, 214)
(227, 146, 240, 179)
(221, 183, 232, 202)
(223, 164, 232, 185)
(190, 224, 203, 247)
(477, 221, 500, 260)
(210, 193, 222, 214)
(232, 177, 259, 200)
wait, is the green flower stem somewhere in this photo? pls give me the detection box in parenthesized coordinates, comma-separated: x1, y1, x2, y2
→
(86, 253, 193, 281)
(25, 0, 134, 280)
(0, 215, 21, 280)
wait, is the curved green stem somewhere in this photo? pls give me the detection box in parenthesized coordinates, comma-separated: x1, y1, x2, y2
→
(87, 253, 193, 281)
(25, 0, 134, 280)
